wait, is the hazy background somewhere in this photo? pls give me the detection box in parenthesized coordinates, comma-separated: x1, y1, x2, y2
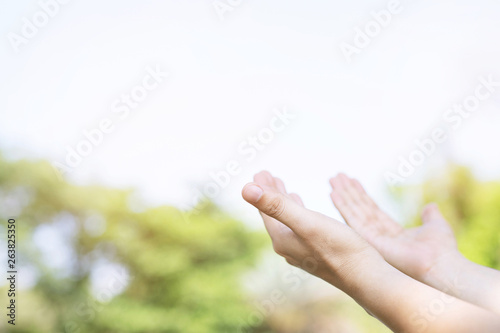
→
(1, 1, 500, 332)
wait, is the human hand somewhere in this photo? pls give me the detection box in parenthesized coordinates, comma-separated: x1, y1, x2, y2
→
(329, 173, 459, 282)
(242, 171, 379, 289)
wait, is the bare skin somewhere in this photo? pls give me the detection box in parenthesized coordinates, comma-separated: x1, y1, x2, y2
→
(242, 171, 500, 332)
(329, 173, 500, 315)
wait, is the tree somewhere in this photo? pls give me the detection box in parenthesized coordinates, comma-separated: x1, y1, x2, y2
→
(0, 154, 268, 333)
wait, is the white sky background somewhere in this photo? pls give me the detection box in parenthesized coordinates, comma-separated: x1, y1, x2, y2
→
(1, 0, 500, 228)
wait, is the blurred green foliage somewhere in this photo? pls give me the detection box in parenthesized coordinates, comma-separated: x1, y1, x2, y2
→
(403, 166, 500, 269)
(0, 155, 268, 333)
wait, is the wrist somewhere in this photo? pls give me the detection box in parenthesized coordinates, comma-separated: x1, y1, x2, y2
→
(325, 247, 387, 293)
(422, 250, 469, 294)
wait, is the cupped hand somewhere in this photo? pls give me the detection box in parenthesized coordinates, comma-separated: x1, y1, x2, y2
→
(329, 173, 459, 282)
(242, 171, 377, 288)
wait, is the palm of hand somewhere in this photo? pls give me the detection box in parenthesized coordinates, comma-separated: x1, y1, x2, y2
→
(242, 171, 376, 284)
(368, 217, 457, 280)
(329, 174, 458, 281)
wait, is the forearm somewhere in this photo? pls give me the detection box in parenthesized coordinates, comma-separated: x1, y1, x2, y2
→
(423, 252, 500, 315)
(329, 252, 500, 333)
(242, 173, 500, 331)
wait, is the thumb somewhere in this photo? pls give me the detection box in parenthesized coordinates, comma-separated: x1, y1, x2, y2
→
(242, 183, 320, 235)
(421, 203, 447, 226)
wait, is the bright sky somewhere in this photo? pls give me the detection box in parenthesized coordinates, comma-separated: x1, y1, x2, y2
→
(2, 0, 500, 228)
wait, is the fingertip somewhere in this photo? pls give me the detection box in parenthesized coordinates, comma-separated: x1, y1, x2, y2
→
(423, 203, 438, 213)
(254, 170, 274, 184)
(337, 173, 351, 188)
(332, 176, 347, 192)
(242, 183, 264, 204)
(329, 177, 336, 186)
(421, 203, 441, 222)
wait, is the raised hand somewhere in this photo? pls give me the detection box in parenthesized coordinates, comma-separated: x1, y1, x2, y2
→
(242, 171, 377, 288)
(242, 171, 500, 332)
(329, 173, 458, 282)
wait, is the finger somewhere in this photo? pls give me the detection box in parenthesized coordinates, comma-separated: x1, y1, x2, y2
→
(421, 203, 448, 228)
(330, 175, 401, 236)
(338, 174, 372, 219)
(274, 177, 287, 193)
(289, 193, 304, 207)
(254, 170, 275, 186)
(331, 174, 360, 210)
(349, 177, 401, 233)
(249, 171, 287, 237)
(330, 175, 365, 223)
(351, 178, 379, 210)
(242, 182, 324, 236)
(330, 191, 359, 225)
(243, 182, 282, 238)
